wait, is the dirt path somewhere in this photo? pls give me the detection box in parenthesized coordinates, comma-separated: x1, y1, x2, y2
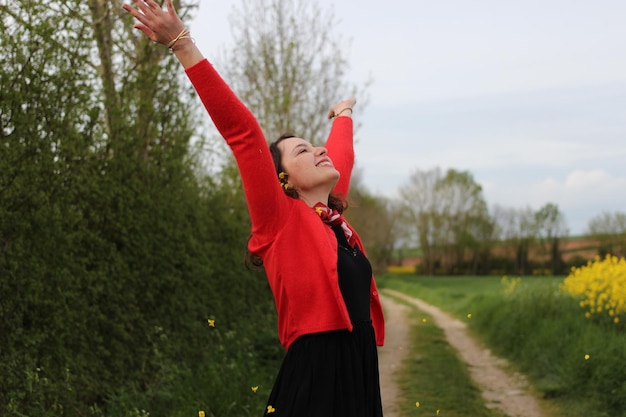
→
(377, 294, 411, 417)
(378, 290, 544, 417)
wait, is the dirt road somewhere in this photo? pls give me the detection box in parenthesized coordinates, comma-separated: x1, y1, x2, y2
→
(378, 290, 544, 417)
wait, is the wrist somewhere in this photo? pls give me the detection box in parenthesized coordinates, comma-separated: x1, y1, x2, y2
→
(167, 27, 191, 50)
(170, 37, 195, 53)
(171, 39, 204, 69)
(334, 107, 352, 118)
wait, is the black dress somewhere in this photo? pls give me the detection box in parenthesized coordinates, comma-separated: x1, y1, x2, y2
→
(264, 225, 383, 417)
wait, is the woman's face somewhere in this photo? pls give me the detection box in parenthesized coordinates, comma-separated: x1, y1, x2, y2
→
(277, 137, 340, 195)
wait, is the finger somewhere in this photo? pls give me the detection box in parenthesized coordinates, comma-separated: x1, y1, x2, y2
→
(166, 0, 176, 15)
(125, 3, 151, 27)
(133, 0, 156, 17)
(133, 23, 157, 41)
(145, 0, 160, 10)
(122, 3, 142, 19)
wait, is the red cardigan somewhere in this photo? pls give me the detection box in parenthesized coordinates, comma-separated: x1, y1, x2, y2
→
(186, 60, 385, 350)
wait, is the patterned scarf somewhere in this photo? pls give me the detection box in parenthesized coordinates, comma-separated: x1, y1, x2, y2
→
(313, 202, 356, 247)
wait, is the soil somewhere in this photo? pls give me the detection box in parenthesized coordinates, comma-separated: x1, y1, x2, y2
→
(378, 290, 545, 417)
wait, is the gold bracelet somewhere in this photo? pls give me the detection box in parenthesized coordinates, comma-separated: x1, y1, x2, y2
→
(334, 107, 353, 118)
(167, 27, 190, 49)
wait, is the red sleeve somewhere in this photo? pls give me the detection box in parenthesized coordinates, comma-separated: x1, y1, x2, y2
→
(185, 60, 286, 249)
(325, 117, 354, 198)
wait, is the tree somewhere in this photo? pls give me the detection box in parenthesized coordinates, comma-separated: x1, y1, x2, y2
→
(435, 169, 493, 274)
(220, 0, 369, 144)
(1, 2, 280, 416)
(491, 205, 538, 275)
(534, 203, 568, 274)
(344, 171, 400, 274)
(398, 167, 442, 275)
(587, 211, 626, 257)
(399, 167, 493, 275)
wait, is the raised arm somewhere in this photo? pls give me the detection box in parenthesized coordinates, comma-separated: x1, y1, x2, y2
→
(123, 0, 287, 247)
(122, 0, 203, 69)
(325, 98, 356, 197)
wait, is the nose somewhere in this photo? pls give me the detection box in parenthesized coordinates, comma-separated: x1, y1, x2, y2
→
(315, 146, 327, 156)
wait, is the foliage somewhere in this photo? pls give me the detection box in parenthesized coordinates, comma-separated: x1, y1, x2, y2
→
(490, 203, 569, 276)
(474, 279, 626, 417)
(534, 203, 568, 274)
(586, 211, 626, 257)
(561, 254, 626, 325)
(398, 168, 493, 275)
(1, 1, 281, 416)
(395, 193, 571, 276)
(380, 275, 626, 417)
(345, 174, 399, 274)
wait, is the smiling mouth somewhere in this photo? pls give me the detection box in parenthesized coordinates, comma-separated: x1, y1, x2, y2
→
(316, 158, 333, 167)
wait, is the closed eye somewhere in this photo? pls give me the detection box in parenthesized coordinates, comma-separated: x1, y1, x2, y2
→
(293, 143, 310, 155)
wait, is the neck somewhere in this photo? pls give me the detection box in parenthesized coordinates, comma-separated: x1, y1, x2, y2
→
(299, 190, 331, 208)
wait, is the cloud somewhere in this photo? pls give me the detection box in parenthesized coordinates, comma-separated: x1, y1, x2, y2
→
(481, 169, 626, 234)
(564, 169, 613, 190)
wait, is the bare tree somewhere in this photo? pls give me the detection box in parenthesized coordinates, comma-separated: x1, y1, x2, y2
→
(399, 167, 442, 275)
(535, 203, 569, 274)
(220, 0, 369, 144)
(587, 211, 626, 257)
(492, 205, 538, 275)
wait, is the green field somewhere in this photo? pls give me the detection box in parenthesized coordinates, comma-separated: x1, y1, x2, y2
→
(378, 274, 626, 417)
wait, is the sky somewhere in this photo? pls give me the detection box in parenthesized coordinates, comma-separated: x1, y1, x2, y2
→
(188, 0, 626, 235)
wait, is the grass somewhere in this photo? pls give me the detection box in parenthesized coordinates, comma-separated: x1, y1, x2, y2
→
(378, 275, 561, 318)
(383, 295, 507, 417)
(378, 274, 626, 417)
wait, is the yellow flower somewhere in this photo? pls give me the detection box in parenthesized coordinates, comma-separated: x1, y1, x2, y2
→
(436, 409, 441, 415)
(467, 313, 472, 319)
(415, 401, 420, 407)
(267, 405, 276, 413)
(198, 411, 205, 417)
(561, 255, 626, 322)
(584, 354, 590, 360)
(251, 386, 259, 393)
(422, 318, 427, 323)
(207, 319, 215, 327)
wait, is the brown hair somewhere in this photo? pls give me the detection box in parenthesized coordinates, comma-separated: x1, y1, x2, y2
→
(246, 134, 347, 268)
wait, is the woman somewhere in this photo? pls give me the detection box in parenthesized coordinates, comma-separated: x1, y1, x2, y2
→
(123, 1, 385, 415)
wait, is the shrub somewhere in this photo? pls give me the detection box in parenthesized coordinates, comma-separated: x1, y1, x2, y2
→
(561, 255, 626, 326)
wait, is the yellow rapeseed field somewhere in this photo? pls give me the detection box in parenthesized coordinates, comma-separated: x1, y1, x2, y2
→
(561, 255, 626, 324)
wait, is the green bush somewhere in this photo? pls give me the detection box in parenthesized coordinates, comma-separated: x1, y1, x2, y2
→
(469, 281, 626, 417)
(379, 275, 626, 417)
(0, 155, 283, 417)
(1, 2, 283, 415)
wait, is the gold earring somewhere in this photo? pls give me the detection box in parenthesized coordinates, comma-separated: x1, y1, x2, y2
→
(278, 171, 290, 189)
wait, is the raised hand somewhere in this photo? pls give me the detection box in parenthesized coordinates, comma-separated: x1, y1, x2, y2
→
(122, 0, 186, 46)
(328, 98, 357, 119)
(122, 0, 204, 68)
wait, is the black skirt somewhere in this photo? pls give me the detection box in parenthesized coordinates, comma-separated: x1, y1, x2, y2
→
(263, 225, 383, 417)
(264, 321, 383, 417)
